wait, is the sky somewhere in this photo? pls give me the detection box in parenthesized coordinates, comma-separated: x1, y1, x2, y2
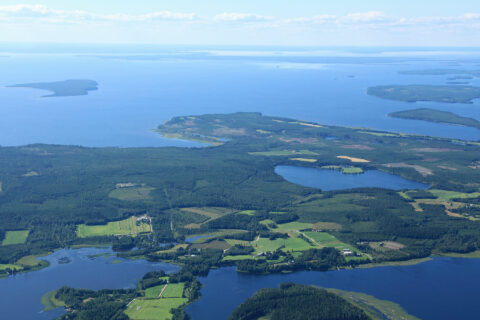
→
(0, 1, 480, 46)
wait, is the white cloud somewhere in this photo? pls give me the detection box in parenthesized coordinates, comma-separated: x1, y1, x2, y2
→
(213, 12, 274, 22)
(285, 14, 337, 24)
(0, 4, 197, 23)
(0, 5, 479, 35)
(344, 11, 387, 23)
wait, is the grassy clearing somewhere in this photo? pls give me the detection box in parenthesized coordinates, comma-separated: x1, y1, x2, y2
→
(326, 288, 420, 320)
(0, 264, 22, 271)
(283, 237, 316, 252)
(249, 150, 318, 156)
(321, 165, 364, 174)
(181, 207, 236, 219)
(182, 207, 237, 229)
(312, 222, 342, 231)
(41, 290, 65, 311)
(108, 187, 154, 201)
(369, 241, 405, 251)
(145, 285, 166, 298)
(274, 222, 313, 232)
(157, 244, 189, 254)
(162, 283, 184, 298)
(77, 216, 151, 238)
(253, 238, 285, 253)
(225, 239, 251, 246)
(237, 210, 256, 215)
(191, 240, 231, 251)
(428, 189, 480, 201)
(2, 230, 29, 246)
(222, 255, 256, 261)
(304, 232, 358, 253)
(290, 158, 317, 163)
(336, 155, 370, 163)
(125, 298, 188, 320)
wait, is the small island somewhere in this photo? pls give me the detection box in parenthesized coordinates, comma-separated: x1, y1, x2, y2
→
(389, 108, 480, 129)
(399, 69, 480, 77)
(229, 283, 418, 320)
(8, 79, 98, 97)
(367, 85, 480, 104)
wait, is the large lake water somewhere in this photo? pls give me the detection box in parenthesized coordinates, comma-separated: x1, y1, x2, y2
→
(275, 165, 429, 191)
(186, 257, 480, 320)
(1, 47, 480, 147)
(0, 247, 179, 320)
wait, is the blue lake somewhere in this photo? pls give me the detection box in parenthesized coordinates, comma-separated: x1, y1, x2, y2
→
(185, 235, 213, 243)
(186, 257, 480, 320)
(1, 47, 480, 148)
(275, 165, 429, 191)
(0, 247, 179, 320)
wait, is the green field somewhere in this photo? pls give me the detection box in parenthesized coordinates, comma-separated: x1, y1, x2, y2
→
(305, 232, 358, 252)
(2, 230, 29, 246)
(428, 189, 480, 201)
(145, 285, 165, 298)
(283, 237, 316, 252)
(222, 255, 256, 261)
(125, 298, 188, 320)
(249, 150, 318, 156)
(162, 283, 184, 298)
(77, 216, 151, 238)
(253, 237, 286, 253)
(274, 222, 313, 232)
(108, 186, 154, 201)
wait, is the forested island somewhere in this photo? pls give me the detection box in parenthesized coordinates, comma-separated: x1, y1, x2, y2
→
(0, 112, 480, 318)
(367, 85, 480, 103)
(228, 283, 418, 320)
(399, 69, 480, 77)
(8, 79, 98, 97)
(389, 108, 480, 129)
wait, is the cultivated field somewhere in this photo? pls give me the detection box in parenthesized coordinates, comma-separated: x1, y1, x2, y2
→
(2, 230, 29, 246)
(125, 298, 187, 320)
(304, 232, 358, 253)
(162, 283, 185, 298)
(77, 216, 151, 238)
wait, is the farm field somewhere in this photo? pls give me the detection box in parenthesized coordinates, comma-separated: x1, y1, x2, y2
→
(145, 285, 165, 298)
(2, 230, 29, 246)
(273, 222, 313, 232)
(249, 150, 318, 156)
(108, 186, 154, 201)
(283, 237, 316, 252)
(182, 207, 236, 229)
(125, 298, 187, 320)
(252, 237, 285, 253)
(77, 216, 151, 238)
(304, 232, 358, 253)
(162, 283, 184, 298)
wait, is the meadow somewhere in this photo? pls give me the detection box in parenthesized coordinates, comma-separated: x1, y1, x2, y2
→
(77, 216, 151, 238)
(1, 230, 29, 246)
(125, 298, 188, 320)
